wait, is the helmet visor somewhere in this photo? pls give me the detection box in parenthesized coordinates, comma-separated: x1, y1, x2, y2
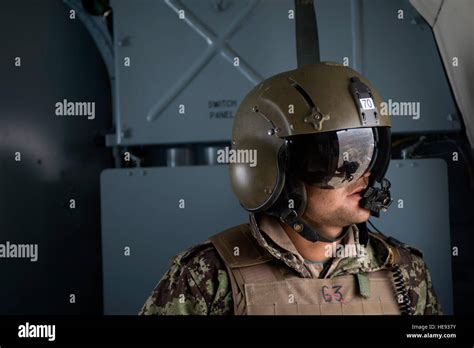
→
(287, 128, 375, 188)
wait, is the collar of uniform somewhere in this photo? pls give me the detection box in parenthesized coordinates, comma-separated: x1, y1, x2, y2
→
(249, 213, 359, 278)
(249, 213, 311, 278)
(329, 227, 392, 277)
(258, 213, 301, 255)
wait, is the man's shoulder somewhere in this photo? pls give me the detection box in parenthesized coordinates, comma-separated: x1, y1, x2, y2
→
(368, 230, 442, 315)
(368, 230, 424, 261)
(170, 240, 228, 275)
(172, 222, 255, 272)
(373, 231, 428, 280)
(139, 240, 232, 315)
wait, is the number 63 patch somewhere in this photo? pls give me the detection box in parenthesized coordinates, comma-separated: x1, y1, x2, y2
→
(321, 285, 344, 303)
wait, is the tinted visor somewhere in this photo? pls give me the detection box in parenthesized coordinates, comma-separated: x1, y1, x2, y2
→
(287, 128, 375, 188)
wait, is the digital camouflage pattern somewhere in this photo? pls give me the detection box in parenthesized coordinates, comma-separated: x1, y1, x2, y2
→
(139, 242, 232, 315)
(139, 222, 443, 315)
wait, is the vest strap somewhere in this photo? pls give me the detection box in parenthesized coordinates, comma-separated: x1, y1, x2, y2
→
(368, 231, 401, 266)
(208, 224, 273, 268)
(356, 273, 371, 299)
(209, 224, 277, 314)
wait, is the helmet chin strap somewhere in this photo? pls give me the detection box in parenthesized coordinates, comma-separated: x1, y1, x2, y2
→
(280, 211, 351, 243)
(267, 176, 351, 243)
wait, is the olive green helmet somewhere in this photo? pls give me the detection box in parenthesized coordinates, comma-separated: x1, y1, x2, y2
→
(229, 62, 393, 242)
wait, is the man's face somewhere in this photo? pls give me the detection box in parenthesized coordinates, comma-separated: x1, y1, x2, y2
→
(303, 171, 371, 228)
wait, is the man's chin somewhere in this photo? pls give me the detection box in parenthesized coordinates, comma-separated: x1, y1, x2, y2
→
(350, 206, 371, 224)
(334, 211, 370, 228)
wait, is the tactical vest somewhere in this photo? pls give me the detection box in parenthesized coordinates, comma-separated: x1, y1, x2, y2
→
(209, 224, 406, 315)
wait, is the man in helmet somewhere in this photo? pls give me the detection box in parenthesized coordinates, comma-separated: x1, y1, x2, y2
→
(139, 62, 442, 315)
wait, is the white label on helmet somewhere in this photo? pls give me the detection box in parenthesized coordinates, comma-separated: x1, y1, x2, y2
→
(360, 98, 375, 110)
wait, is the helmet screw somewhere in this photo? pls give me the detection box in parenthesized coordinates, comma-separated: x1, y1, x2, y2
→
(264, 187, 273, 194)
(267, 129, 275, 136)
(293, 223, 303, 232)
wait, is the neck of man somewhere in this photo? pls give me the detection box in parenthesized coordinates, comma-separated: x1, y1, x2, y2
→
(279, 220, 343, 263)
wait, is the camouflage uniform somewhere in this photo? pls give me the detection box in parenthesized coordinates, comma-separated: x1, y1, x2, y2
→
(139, 214, 442, 315)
